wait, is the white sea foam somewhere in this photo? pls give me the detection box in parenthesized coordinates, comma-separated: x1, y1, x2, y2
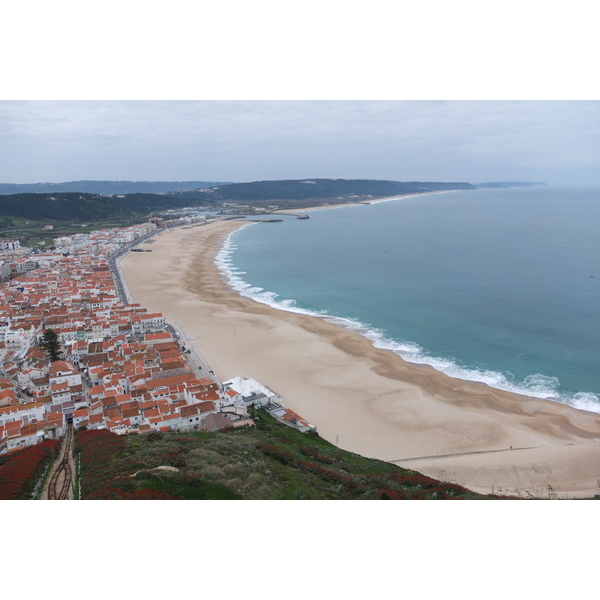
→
(569, 392, 600, 413)
(215, 227, 600, 414)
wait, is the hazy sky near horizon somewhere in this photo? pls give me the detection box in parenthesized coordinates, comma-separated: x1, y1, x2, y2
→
(1, 100, 598, 185)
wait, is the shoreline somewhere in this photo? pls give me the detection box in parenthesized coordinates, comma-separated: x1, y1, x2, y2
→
(121, 220, 600, 498)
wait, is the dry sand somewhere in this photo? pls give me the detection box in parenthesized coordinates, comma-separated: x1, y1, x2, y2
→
(121, 220, 600, 498)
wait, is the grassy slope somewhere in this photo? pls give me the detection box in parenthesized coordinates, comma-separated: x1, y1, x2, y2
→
(79, 411, 505, 500)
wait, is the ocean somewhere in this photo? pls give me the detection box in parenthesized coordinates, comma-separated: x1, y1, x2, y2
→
(215, 185, 600, 413)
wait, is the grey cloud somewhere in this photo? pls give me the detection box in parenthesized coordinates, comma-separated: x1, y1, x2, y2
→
(0, 100, 598, 184)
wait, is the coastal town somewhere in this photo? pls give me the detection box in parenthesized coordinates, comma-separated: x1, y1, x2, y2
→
(0, 216, 315, 458)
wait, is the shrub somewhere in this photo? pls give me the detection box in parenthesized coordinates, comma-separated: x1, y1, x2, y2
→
(159, 451, 186, 468)
(257, 443, 295, 465)
(387, 470, 469, 499)
(183, 474, 202, 487)
(76, 430, 134, 499)
(298, 445, 334, 464)
(0, 440, 60, 500)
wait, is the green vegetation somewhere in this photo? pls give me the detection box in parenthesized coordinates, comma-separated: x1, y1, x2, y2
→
(134, 470, 243, 500)
(39, 329, 64, 362)
(0, 440, 60, 500)
(76, 411, 504, 500)
(0, 192, 201, 222)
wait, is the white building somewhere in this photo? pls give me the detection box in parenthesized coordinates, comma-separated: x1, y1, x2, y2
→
(223, 376, 283, 408)
(0, 239, 20, 250)
(0, 400, 47, 428)
(49, 361, 83, 388)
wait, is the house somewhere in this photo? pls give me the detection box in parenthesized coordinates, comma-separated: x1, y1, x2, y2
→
(72, 408, 90, 428)
(0, 400, 46, 428)
(5, 421, 40, 451)
(51, 382, 71, 404)
(266, 403, 317, 433)
(17, 366, 48, 388)
(40, 411, 66, 440)
(143, 331, 173, 346)
(88, 413, 106, 430)
(176, 403, 209, 430)
(30, 376, 51, 397)
(147, 412, 182, 431)
(49, 360, 82, 388)
(0, 388, 18, 407)
(198, 413, 235, 432)
(122, 405, 143, 426)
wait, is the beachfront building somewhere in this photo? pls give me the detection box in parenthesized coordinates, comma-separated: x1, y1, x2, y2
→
(265, 403, 317, 433)
(132, 313, 166, 335)
(223, 376, 283, 408)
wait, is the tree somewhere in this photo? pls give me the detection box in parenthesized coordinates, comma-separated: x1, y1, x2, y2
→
(40, 329, 63, 362)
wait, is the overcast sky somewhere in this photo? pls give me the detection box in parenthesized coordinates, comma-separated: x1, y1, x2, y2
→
(0, 100, 598, 185)
(2, 3, 599, 187)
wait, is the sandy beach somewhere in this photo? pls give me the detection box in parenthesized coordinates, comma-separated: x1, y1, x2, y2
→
(121, 220, 600, 498)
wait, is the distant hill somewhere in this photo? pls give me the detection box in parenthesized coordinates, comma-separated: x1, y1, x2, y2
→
(0, 191, 208, 222)
(0, 178, 476, 223)
(476, 181, 547, 188)
(174, 178, 475, 205)
(0, 180, 232, 195)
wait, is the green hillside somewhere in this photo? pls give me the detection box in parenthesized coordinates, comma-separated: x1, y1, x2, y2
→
(175, 178, 475, 206)
(75, 409, 504, 500)
(0, 192, 208, 221)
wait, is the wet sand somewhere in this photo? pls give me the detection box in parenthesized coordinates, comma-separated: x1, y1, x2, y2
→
(121, 220, 600, 498)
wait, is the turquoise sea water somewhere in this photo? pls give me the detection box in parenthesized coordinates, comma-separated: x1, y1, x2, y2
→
(216, 186, 600, 413)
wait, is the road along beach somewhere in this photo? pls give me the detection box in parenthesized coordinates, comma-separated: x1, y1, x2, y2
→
(121, 220, 600, 498)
